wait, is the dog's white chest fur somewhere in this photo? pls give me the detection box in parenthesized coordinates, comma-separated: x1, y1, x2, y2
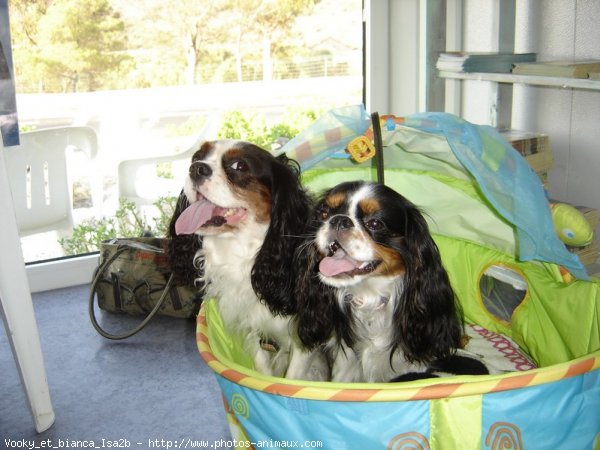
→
(332, 281, 424, 382)
(200, 224, 288, 337)
(199, 226, 325, 379)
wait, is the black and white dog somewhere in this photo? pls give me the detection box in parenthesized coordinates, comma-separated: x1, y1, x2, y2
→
(295, 181, 489, 382)
(169, 140, 328, 380)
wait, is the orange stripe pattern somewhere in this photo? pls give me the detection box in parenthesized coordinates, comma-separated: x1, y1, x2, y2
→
(196, 305, 600, 403)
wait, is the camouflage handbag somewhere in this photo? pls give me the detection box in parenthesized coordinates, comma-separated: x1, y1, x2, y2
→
(89, 237, 202, 340)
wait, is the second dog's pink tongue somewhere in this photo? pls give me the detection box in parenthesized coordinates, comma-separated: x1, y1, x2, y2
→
(319, 250, 359, 277)
(174, 200, 215, 235)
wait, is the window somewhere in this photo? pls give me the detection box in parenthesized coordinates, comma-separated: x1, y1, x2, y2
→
(8, 0, 364, 269)
(480, 265, 528, 324)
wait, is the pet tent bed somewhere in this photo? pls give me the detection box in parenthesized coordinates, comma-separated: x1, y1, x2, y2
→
(196, 107, 600, 449)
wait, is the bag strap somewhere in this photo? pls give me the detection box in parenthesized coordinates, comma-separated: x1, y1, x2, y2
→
(88, 245, 174, 340)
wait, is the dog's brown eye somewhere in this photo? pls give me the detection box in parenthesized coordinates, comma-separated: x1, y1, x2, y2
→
(366, 218, 384, 231)
(317, 207, 329, 221)
(230, 160, 249, 172)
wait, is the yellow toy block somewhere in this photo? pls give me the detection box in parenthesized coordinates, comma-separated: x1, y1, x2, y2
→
(347, 136, 376, 163)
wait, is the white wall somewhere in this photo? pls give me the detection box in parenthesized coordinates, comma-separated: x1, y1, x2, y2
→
(513, 0, 600, 231)
(377, 0, 600, 252)
(460, 0, 600, 237)
(366, 0, 422, 115)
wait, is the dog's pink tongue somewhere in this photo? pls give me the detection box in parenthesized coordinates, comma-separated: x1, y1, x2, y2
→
(319, 250, 359, 277)
(174, 200, 215, 235)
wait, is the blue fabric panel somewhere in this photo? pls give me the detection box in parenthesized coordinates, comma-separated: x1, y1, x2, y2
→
(403, 112, 587, 279)
(217, 376, 431, 450)
(276, 104, 369, 171)
(482, 370, 600, 449)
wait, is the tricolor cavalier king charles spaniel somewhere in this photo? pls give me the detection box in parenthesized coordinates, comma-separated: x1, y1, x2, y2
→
(169, 140, 328, 380)
(296, 180, 489, 382)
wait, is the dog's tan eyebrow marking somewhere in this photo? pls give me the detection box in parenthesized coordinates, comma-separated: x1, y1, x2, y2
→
(325, 191, 347, 209)
(358, 197, 381, 216)
(224, 147, 244, 160)
(193, 141, 215, 161)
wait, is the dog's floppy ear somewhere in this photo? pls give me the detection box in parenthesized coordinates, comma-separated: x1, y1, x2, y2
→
(251, 155, 312, 316)
(293, 240, 339, 350)
(167, 190, 203, 287)
(392, 206, 463, 364)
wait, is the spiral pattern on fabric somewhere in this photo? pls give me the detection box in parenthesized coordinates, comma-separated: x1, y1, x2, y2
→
(230, 393, 250, 420)
(485, 422, 523, 450)
(387, 432, 430, 450)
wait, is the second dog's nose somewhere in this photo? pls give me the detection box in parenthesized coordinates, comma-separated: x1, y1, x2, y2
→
(190, 162, 212, 181)
(330, 215, 354, 230)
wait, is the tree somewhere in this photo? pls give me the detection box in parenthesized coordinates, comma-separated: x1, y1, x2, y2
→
(134, 0, 232, 86)
(8, 0, 52, 47)
(10, 0, 333, 90)
(135, 0, 317, 85)
(230, 0, 316, 81)
(11, 0, 130, 92)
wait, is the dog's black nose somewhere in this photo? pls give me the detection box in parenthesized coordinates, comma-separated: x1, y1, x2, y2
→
(330, 215, 354, 230)
(190, 162, 212, 181)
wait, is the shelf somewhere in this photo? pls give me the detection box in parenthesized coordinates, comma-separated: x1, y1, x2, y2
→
(438, 70, 600, 91)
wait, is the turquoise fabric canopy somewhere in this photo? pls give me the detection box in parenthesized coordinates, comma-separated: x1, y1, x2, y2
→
(278, 106, 588, 279)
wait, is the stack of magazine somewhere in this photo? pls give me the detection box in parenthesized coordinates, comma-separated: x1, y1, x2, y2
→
(499, 129, 553, 187)
(436, 52, 536, 73)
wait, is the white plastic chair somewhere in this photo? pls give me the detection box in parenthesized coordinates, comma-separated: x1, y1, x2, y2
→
(118, 116, 219, 205)
(0, 138, 55, 433)
(5, 126, 98, 236)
